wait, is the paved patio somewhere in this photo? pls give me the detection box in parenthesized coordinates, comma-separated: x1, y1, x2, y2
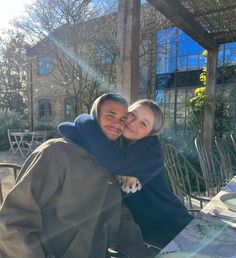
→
(0, 151, 25, 166)
(0, 151, 26, 200)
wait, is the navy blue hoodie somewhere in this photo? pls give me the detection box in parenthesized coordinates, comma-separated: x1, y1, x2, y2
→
(58, 114, 193, 248)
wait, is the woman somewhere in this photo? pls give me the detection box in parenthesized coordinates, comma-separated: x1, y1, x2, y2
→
(58, 98, 193, 249)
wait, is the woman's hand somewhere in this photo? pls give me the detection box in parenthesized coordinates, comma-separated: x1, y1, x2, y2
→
(116, 175, 137, 185)
(116, 175, 142, 193)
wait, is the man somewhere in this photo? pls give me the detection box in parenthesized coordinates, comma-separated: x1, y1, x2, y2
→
(58, 94, 160, 258)
(0, 93, 153, 258)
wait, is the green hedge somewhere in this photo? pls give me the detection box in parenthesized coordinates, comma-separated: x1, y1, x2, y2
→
(0, 112, 24, 151)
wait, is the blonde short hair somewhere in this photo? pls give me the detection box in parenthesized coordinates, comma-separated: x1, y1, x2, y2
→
(129, 99, 164, 135)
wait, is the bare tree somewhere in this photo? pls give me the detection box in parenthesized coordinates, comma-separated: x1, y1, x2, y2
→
(14, 0, 118, 115)
(0, 30, 27, 114)
(13, 0, 169, 117)
(14, 0, 99, 43)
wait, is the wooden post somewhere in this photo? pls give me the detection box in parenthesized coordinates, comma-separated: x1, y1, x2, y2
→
(203, 47, 218, 149)
(116, 0, 140, 102)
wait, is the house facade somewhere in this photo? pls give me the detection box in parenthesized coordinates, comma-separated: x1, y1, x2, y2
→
(156, 27, 236, 135)
(26, 4, 236, 134)
(27, 4, 168, 128)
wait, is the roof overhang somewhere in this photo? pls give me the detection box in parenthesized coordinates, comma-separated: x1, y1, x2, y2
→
(147, 0, 236, 50)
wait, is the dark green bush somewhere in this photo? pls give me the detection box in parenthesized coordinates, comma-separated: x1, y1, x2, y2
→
(0, 112, 24, 151)
(187, 87, 232, 137)
(34, 124, 59, 139)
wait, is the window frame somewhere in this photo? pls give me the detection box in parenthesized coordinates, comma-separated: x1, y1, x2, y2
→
(39, 98, 52, 121)
(37, 55, 53, 76)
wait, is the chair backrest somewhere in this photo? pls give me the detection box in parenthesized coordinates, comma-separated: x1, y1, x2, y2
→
(32, 130, 47, 145)
(214, 136, 236, 181)
(0, 180, 2, 205)
(7, 129, 24, 138)
(194, 136, 223, 194)
(7, 129, 23, 154)
(163, 143, 211, 212)
(0, 163, 21, 205)
(26, 130, 47, 155)
(230, 134, 236, 153)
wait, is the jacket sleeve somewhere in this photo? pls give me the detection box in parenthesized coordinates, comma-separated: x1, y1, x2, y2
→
(0, 145, 63, 258)
(76, 114, 165, 178)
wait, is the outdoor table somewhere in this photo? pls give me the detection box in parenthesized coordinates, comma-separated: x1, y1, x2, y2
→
(158, 176, 236, 258)
(9, 131, 33, 158)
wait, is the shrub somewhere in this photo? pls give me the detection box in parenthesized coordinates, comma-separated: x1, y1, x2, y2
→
(0, 111, 24, 151)
(187, 59, 233, 137)
(34, 124, 59, 139)
(187, 87, 232, 137)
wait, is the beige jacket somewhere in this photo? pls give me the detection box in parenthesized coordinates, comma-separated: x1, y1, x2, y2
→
(0, 138, 121, 258)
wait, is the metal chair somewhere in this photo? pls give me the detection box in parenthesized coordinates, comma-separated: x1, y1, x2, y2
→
(7, 129, 23, 154)
(194, 136, 224, 194)
(214, 136, 236, 183)
(163, 143, 211, 214)
(230, 133, 236, 153)
(25, 130, 47, 156)
(0, 163, 21, 204)
(0, 180, 2, 205)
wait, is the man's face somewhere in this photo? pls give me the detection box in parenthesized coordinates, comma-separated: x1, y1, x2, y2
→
(99, 100, 128, 140)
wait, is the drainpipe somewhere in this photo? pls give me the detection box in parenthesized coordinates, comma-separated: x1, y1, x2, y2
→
(29, 59, 34, 131)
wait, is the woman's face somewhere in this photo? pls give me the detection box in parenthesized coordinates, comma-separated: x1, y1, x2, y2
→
(123, 104, 155, 140)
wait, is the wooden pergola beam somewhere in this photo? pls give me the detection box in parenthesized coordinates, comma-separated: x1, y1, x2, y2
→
(146, 0, 219, 148)
(116, 0, 140, 102)
(147, 0, 218, 50)
(203, 48, 218, 149)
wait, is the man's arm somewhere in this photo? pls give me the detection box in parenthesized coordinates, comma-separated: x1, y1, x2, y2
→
(0, 145, 62, 258)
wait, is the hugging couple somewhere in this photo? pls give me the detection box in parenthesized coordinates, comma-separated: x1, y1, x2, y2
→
(0, 93, 192, 258)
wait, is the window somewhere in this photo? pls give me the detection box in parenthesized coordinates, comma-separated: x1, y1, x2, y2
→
(64, 97, 75, 121)
(178, 56, 187, 70)
(156, 89, 164, 104)
(157, 27, 205, 74)
(187, 54, 199, 69)
(156, 26, 236, 134)
(38, 56, 53, 75)
(218, 42, 236, 66)
(39, 99, 52, 120)
(157, 73, 175, 89)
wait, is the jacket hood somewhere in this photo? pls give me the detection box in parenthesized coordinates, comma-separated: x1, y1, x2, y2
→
(90, 93, 128, 122)
(57, 119, 80, 144)
(57, 93, 128, 143)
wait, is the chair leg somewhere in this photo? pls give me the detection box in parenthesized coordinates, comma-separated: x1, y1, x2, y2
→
(107, 249, 129, 258)
(0, 181, 3, 205)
